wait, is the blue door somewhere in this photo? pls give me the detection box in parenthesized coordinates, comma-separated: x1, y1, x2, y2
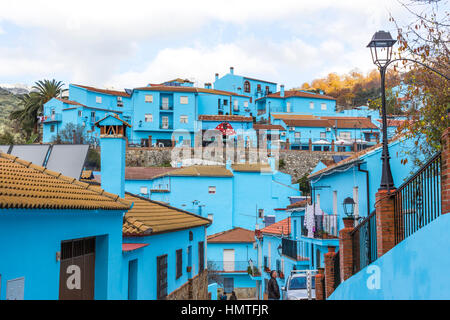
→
(128, 259, 138, 300)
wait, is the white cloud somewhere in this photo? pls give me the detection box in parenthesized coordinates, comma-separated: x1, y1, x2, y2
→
(0, 0, 407, 87)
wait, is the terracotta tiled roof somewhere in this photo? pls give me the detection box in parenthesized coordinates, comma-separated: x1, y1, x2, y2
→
(243, 76, 277, 84)
(0, 152, 131, 210)
(272, 114, 316, 120)
(72, 84, 130, 97)
(134, 86, 250, 98)
(286, 200, 308, 209)
(152, 165, 233, 179)
(231, 163, 272, 173)
(253, 124, 286, 131)
(309, 135, 404, 179)
(257, 90, 336, 101)
(94, 113, 131, 128)
(197, 88, 250, 98)
(54, 97, 85, 106)
(123, 193, 210, 236)
(282, 116, 378, 129)
(198, 115, 253, 122)
(80, 170, 93, 180)
(283, 119, 333, 128)
(261, 217, 291, 236)
(125, 167, 178, 180)
(207, 227, 255, 243)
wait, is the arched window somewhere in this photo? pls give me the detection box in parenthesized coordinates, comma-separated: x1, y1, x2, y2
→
(244, 81, 250, 93)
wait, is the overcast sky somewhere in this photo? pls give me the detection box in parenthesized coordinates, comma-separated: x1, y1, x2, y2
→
(0, 0, 412, 90)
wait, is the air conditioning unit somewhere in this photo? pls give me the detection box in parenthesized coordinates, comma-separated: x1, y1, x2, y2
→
(281, 132, 286, 137)
(326, 127, 331, 132)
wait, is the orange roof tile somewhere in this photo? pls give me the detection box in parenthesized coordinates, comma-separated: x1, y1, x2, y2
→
(0, 152, 131, 210)
(257, 90, 336, 101)
(54, 97, 85, 106)
(253, 124, 286, 131)
(72, 84, 130, 97)
(286, 200, 308, 209)
(123, 193, 210, 236)
(261, 217, 291, 236)
(125, 167, 178, 180)
(231, 163, 272, 173)
(207, 227, 255, 243)
(198, 115, 253, 122)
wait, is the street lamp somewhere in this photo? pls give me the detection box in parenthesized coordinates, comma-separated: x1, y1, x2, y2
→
(342, 197, 356, 218)
(367, 31, 397, 190)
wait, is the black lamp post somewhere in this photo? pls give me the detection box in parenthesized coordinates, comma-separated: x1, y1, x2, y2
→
(343, 197, 356, 218)
(367, 31, 397, 191)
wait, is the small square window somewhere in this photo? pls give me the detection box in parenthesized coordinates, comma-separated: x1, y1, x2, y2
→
(140, 187, 148, 194)
(208, 186, 216, 194)
(50, 125, 55, 133)
(309, 102, 314, 109)
(78, 110, 82, 117)
(145, 114, 153, 122)
(321, 103, 327, 110)
(145, 95, 153, 103)
(223, 100, 228, 106)
(180, 115, 188, 124)
(320, 132, 326, 139)
(180, 96, 189, 104)
(208, 214, 214, 222)
(294, 132, 301, 138)
(96, 96, 102, 103)
(244, 101, 248, 108)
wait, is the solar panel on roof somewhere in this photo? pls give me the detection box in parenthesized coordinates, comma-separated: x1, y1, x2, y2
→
(45, 144, 89, 179)
(9, 145, 51, 166)
(0, 145, 10, 153)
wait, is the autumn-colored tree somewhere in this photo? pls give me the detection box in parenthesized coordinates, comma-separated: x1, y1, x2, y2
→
(390, 0, 449, 157)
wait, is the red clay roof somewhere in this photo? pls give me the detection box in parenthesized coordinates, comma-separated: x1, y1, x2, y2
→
(207, 227, 255, 243)
(253, 124, 286, 131)
(283, 119, 333, 128)
(54, 97, 85, 106)
(125, 167, 178, 180)
(122, 243, 149, 252)
(286, 200, 308, 209)
(198, 115, 253, 122)
(134, 86, 250, 98)
(257, 90, 336, 101)
(282, 117, 378, 129)
(72, 84, 130, 97)
(261, 217, 291, 236)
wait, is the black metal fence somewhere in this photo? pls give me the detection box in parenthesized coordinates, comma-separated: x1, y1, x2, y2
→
(350, 211, 377, 274)
(281, 238, 309, 261)
(393, 152, 442, 244)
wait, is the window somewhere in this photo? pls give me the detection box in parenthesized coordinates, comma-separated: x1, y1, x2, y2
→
(333, 191, 338, 215)
(145, 114, 153, 122)
(117, 96, 123, 107)
(321, 103, 327, 110)
(294, 132, 301, 139)
(208, 186, 216, 194)
(233, 100, 238, 111)
(180, 96, 189, 104)
(224, 278, 234, 293)
(320, 132, 326, 139)
(156, 255, 168, 300)
(90, 111, 96, 122)
(176, 249, 182, 279)
(258, 209, 264, 218)
(161, 116, 169, 129)
(140, 186, 148, 195)
(180, 115, 188, 124)
(198, 241, 205, 272)
(265, 86, 270, 95)
(339, 132, 351, 140)
(244, 101, 248, 108)
(96, 96, 102, 103)
(161, 97, 169, 109)
(223, 99, 228, 106)
(276, 259, 281, 274)
(353, 187, 359, 218)
(263, 256, 268, 269)
(244, 81, 250, 93)
(286, 102, 291, 113)
(50, 125, 55, 133)
(78, 110, 82, 117)
(208, 214, 214, 222)
(257, 84, 261, 92)
(145, 94, 153, 103)
(309, 102, 314, 109)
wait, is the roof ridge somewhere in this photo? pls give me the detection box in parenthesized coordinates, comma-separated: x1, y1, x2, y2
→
(0, 152, 130, 208)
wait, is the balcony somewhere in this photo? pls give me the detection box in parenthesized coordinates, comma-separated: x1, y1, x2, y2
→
(160, 104, 173, 111)
(281, 238, 310, 261)
(159, 123, 173, 130)
(43, 114, 62, 122)
(207, 260, 257, 275)
(304, 214, 339, 239)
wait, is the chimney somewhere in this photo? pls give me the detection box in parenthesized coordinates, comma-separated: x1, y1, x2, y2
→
(204, 83, 212, 89)
(96, 113, 130, 198)
(280, 85, 285, 98)
(230, 67, 234, 75)
(215, 73, 219, 81)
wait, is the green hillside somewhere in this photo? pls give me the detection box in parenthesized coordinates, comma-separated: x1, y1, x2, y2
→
(0, 88, 22, 127)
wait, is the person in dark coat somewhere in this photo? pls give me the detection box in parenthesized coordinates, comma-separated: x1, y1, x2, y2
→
(267, 270, 280, 300)
(220, 292, 228, 300)
(229, 291, 237, 300)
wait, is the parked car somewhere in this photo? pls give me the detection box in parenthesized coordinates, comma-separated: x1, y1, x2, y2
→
(282, 270, 316, 300)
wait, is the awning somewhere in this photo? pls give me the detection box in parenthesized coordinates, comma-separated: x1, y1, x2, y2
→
(335, 139, 352, 145)
(215, 122, 236, 136)
(122, 243, 149, 252)
(312, 139, 331, 145)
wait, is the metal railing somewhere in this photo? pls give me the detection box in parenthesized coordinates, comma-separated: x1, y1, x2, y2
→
(281, 238, 309, 261)
(350, 211, 377, 274)
(207, 260, 252, 273)
(312, 214, 338, 238)
(160, 104, 173, 111)
(393, 152, 442, 245)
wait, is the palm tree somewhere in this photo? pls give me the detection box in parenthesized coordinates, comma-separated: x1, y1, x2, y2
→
(10, 79, 65, 139)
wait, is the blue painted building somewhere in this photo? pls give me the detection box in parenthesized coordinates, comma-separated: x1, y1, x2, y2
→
(207, 227, 259, 299)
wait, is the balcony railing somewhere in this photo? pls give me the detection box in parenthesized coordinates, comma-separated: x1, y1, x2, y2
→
(311, 214, 338, 239)
(44, 114, 62, 122)
(159, 124, 173, 130)
(350, 210, 377, 274)
(393, 151, 442, 245)
(207, 260, 256, 274)
(160, 104, 173, 111)
(281, 238, 309, 261)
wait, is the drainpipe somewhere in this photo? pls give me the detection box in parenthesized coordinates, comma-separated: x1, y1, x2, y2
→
(357, 163, 370, 217)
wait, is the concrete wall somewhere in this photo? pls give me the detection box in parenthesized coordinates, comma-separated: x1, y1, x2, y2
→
(329, 213, 450, 300)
